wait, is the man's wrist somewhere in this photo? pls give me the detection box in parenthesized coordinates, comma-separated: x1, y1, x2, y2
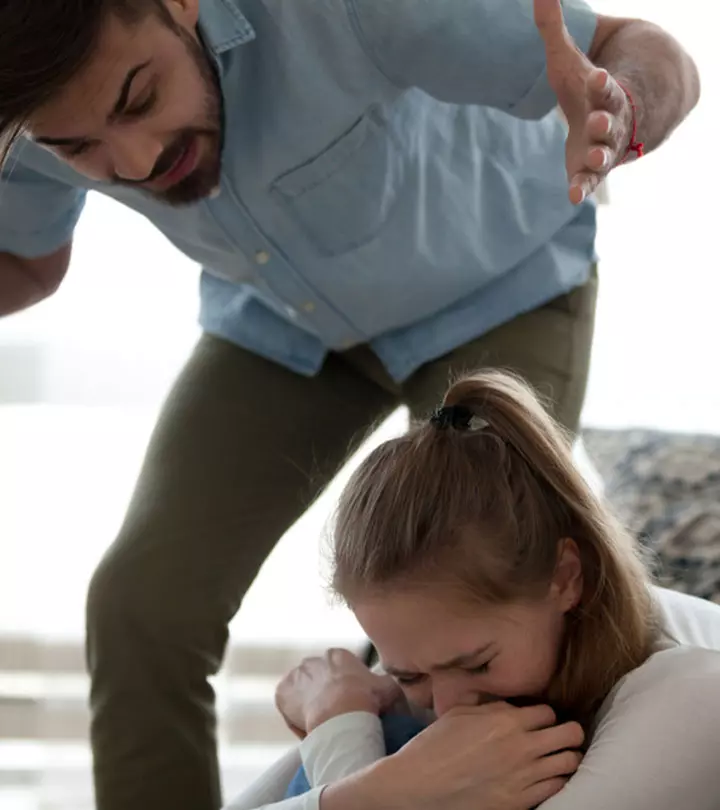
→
(611, 75, 640, 160)
(617, 80, 648, 167)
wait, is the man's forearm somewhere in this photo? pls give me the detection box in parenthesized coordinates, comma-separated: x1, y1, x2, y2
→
(0, 253, 48, 316)
(0, 244, 71, 316)
(594, 20, 700, 155)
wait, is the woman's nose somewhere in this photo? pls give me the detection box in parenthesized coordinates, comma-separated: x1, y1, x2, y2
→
(432, 680, 489, 717)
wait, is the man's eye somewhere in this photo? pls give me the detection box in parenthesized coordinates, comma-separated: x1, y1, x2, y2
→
(64, 143, 91, 158)
(126, 90, 157, 118)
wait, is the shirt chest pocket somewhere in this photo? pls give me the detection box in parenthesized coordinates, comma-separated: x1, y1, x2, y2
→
(270, 109, 404, 258)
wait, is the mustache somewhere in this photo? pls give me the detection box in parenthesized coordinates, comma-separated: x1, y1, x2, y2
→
(114, 129, 216, 186)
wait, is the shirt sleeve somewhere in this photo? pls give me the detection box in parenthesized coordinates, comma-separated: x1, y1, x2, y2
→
(345, 0, 598, 118)
(300, 712, 385, 787)
(0, 151, 87, 258)
(222, 713, 385, 810)
(540, 661, 720, 810)
(221, 747, 322, 810)
(224, 787, 324, 810)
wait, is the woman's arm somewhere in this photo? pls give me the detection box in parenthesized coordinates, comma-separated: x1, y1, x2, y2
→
(223, 713, 385, 810)
(541, 648, 720, 810)
(235, 649, 583, 810)
(227, 703, 586, 810)
(301, 712, 386, 788)
(222, 747, 304, 810)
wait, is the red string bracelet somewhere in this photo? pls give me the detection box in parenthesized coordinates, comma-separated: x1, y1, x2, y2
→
(616, 81, 645, 164)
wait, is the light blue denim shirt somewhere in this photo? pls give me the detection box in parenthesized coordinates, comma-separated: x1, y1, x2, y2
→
(0, 0, 599, 382)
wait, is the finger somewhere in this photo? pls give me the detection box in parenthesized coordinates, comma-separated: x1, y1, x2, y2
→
(516, 703, 557, 731)
(586, 110, 616, 147)
(584, 144, 613, 173)
(523, 776, 569, 808)
(569, 170, 601, 204)
(300, 655, 323, 670)
(327, 647, 361, 666)
(531, 721, 585, 756)
(534, 0, 572, 50)
(586, 68, 626, 115)
(531, 748, 583, 782)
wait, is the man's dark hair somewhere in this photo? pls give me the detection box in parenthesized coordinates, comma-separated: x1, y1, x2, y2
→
(0, 0, 170, 165)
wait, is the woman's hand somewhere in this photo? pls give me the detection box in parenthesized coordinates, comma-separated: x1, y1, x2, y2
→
(321, 702, 584, 810)
(275, 648, 403, 737)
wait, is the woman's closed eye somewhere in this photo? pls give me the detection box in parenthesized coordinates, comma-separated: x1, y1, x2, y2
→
(394, 673, 426, 687)
(395, 661, 490, 686)
(465, 661, 491, 675)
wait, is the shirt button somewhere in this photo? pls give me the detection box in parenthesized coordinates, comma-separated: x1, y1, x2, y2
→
(285, 306, 298, 319)
(302, 301, 316, 313)
(254, 250, 270, 265)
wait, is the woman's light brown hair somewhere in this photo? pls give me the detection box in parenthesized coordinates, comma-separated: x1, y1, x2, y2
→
(331, 370, 660, 727)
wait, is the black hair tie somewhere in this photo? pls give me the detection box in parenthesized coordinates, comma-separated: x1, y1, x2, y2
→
(430, 404, 474, 431)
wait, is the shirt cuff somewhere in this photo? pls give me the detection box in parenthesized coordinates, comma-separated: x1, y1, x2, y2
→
(300, 712, 385, 788)
(297, 787, 325, 810)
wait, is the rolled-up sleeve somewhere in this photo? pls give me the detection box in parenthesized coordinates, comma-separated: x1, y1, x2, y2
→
(0, 152, 86, 258)
(345, 0, 598, 118)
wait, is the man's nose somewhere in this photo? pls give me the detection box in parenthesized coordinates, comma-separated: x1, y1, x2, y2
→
(110, 135, 164, 182)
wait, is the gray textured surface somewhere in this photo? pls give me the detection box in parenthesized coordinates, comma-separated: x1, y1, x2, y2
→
(584, 428, 720, 602)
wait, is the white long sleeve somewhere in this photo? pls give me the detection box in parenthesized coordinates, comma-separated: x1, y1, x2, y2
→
(300, 712, 385, 787)
(540, 645, 720, 810)
(222, 747, 322, 810)
(223, 712, 385, 810)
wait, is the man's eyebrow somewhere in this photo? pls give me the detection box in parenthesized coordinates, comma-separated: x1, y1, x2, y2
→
(110, 60, 152, 118)
(34, 60, 152, 146)
(384, 644, 493, 676)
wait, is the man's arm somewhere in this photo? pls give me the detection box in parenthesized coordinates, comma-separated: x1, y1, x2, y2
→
(345, 0, 598, 119)
(0, 243, 72, 317)
(590, 17, 701, 154)
(347, 0, 698, 147)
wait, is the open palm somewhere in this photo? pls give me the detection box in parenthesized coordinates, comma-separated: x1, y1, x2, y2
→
(534, 0, 633, 203)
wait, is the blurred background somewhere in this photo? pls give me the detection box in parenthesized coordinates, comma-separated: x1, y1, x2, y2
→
(1, 1, 717, 808)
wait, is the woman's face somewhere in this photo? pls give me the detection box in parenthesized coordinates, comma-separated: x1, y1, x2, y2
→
(353, 542, 582, 717)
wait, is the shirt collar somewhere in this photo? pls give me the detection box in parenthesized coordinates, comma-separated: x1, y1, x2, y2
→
(198, 0, 256, 55)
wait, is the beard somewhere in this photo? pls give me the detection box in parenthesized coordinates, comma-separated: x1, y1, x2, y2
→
(115, 27, 225, 206)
